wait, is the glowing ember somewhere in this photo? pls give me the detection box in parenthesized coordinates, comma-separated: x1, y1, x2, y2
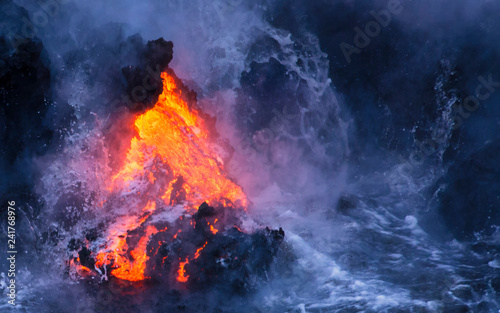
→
(194, 241, 208, 259)
(210, 218, 219, 234)
(177, 258, 189, 283)
(72, 258, 91, 276)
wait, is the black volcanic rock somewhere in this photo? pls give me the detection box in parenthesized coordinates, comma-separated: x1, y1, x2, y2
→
(144, 38, 174, 71)
(121, 37, 174, 112)
(143, 203, 284, 294)
(0, 0, 55, 198)
(54, 28, 175, 114)
(78, 246, 95, 269)
(70, 202, 284, 296)
(186, 226, 284, 293)
(438, 139, 500, 240)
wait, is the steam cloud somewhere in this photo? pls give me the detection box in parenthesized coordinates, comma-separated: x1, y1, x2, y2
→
(2, 0, 500, 312)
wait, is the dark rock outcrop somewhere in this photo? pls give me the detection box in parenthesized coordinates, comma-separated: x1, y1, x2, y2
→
(438, 139, 500, 240)
(0, 0, 54, 196)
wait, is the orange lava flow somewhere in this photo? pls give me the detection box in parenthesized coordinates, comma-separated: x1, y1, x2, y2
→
(94, 202, 158, 281)
(109, 72, 248, 209)
(72, 258, 91, 276)
(177, 258, 189, 283)
(209, 218, 219, 234)
(111, 225, 158, 281)
(194, 241, 208, 259)
(84, 72, 247, 282)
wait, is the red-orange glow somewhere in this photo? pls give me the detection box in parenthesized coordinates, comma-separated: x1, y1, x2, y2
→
(74, 258, 92, 274)
(111, 225, 158, 281)
(194, 241, 208, 259)
(161, 180, 176, 205)
(94, 202, 158, 281)
(209, 223, 218, 235)
(210, 219, 219, 234)
(148, 172, 156, 184)
(177, 258, 189, 283)
(173, 229, 181, 239)
(72, 72, 248, 282)
(69, 258, 92, 281)
(79, 265, 91, 272)
(210, 225, 218, 234)
(109, 72, 247, 209)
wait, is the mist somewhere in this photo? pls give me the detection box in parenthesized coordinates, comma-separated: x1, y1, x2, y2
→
(2, 0, 500, 312)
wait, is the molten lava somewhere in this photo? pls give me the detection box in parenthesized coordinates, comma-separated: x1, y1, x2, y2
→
(71, 71, 248, 282)
(177, 258, 189, 283)
(94, 201, 158, 281)
(109, 72, 247, 209)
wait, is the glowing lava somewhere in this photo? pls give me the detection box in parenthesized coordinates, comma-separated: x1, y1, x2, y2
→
(94, 201, 158, 281)
(74, 71, 248, 282)
(177, 258, 189, 283)
(109, 72, 247, 209)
